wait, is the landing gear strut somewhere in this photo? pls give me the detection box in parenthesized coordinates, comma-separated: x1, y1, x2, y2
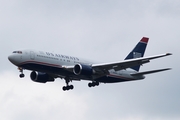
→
(88, 81, 99, 87)
(18, 67, 25, 78)
(62, 77, 74, 91)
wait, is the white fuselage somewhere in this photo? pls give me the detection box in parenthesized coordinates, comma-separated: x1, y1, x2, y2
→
(8, 49, 144, 83)
(8, 37, 172, 91)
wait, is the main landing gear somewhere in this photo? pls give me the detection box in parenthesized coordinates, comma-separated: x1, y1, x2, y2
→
(88, 81, 99, 87)
(18, 67, 25, 78)
(62, 77, 74, 91)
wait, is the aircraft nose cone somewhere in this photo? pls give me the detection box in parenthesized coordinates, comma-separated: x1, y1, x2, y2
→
(8, 55, 13, 62)
(8, 55, 19, 65)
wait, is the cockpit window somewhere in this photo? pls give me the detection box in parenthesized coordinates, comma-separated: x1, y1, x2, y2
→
(13, 51, 22, 54)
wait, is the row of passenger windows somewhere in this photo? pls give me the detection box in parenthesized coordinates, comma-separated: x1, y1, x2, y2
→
(37, 55, 73, 63)
(46, 52, 79, 61)
(37, 55, 59, 60)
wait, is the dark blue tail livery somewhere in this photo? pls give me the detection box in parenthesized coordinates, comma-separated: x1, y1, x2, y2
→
(125, 37, 149, 71)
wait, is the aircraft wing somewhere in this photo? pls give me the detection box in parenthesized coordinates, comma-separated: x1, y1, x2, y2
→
(62, 53, 172, 75)
(92, 53, 172, 73)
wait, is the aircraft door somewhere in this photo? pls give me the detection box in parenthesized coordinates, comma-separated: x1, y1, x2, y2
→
(30, 51, 35, 60)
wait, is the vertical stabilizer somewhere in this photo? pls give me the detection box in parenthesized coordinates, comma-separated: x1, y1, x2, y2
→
(125, 37, 149, 71)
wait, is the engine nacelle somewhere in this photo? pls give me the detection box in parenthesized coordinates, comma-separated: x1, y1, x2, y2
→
(73, 64, 93, 76)
(30, 71, 54, 83)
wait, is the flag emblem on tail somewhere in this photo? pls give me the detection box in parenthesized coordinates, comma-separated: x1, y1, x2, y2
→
(133, 52, 142, 58)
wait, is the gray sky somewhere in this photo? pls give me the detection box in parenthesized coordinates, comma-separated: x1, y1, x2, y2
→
(0, 0, 180, 120)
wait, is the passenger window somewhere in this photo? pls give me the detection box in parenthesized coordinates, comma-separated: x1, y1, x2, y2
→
(12, 51, 22, 54)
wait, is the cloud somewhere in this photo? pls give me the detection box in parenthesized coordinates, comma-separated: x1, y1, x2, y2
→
(0, 0, 180, 120)
(1, 71, 180, 120)
(0, 71, 90, 120)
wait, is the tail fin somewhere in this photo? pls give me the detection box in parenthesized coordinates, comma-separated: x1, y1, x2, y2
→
(125, 37, 149, 71)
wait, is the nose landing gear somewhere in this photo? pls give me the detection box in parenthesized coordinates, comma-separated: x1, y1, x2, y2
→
(18, 67, 25, 78)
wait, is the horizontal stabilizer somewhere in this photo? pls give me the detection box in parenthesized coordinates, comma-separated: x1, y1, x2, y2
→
(131, 68, 171, 76)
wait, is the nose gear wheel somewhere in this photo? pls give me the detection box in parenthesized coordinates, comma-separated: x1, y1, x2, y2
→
(18, 67, 25, 78)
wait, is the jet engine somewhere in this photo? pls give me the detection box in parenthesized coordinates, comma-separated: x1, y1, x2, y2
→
(73, 64, 93, 75)
(30, 71, 54, 83)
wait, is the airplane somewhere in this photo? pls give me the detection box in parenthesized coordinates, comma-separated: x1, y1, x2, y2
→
(8, 37, 172, 91)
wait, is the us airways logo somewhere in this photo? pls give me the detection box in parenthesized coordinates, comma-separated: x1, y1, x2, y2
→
(133, 52, 142, 58)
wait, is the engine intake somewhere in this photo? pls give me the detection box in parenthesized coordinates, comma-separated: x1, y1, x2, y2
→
(30, 71, 54, 83)
(73, 64, 93, 75)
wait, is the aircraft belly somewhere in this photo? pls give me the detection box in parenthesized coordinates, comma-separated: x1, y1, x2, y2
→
(19, 62, 92, 80)
(19, 62, 73, 75)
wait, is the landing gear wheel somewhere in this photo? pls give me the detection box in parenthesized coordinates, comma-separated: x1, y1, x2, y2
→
(62, 86, 67, 91)
(95, 82, 99, 86)
(69, 85, 74, 89)
(19, 73, 25, 78)
(62, 85, 74, 91)
(88, 83, 93, 87)
(62, 77, 74, 91)
(62, 77, 75, 91)
(88, 81, 99, 87)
